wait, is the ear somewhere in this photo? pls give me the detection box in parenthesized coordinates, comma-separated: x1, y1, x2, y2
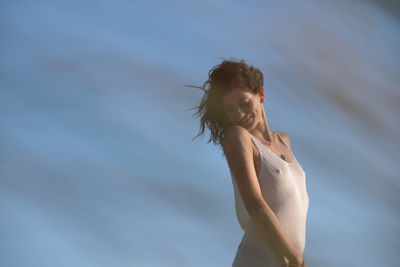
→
(259, 87, 265, 102)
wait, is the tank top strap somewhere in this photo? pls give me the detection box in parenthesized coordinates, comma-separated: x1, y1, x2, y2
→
(248, 133, 263, 155)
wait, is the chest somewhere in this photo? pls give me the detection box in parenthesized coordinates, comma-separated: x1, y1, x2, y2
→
(252, 142, 306, 192)
(252, 142, 296, 177)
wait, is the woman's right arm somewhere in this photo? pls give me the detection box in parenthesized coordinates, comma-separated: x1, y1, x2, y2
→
(222, 126, 304, 265)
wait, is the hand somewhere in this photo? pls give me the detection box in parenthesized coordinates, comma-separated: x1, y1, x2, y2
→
(279, 255, 290, 267)
(288, 254, 306, 267)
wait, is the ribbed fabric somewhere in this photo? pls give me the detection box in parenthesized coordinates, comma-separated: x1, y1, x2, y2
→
(230, 132, 309, 267)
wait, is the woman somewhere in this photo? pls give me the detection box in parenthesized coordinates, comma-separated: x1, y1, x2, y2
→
(192, 59, 309, 266)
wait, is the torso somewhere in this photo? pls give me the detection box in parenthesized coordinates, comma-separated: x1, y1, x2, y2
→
(231, 130, 309, 265)
(252, 131, 294, 177)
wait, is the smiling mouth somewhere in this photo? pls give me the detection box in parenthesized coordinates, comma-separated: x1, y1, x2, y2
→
(241, 115, 253, 125)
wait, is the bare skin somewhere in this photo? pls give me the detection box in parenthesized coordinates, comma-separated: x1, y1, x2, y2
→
(222, 86, 306, 267)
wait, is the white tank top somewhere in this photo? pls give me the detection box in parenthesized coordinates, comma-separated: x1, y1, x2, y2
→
(230, 132, 309, 254)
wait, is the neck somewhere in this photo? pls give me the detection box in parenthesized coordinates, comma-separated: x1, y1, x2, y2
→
(249, 106, 274, 143)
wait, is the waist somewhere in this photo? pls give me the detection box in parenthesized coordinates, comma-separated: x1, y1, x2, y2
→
(243, 219, 306, 254)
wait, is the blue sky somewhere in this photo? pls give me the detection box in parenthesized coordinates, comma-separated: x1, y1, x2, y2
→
(1, 1, 399, 266)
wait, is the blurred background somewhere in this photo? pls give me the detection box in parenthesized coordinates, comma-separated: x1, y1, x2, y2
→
(1, 0, 399, 266)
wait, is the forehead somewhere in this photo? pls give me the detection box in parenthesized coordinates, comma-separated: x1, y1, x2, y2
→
(222, 87, 254, 106)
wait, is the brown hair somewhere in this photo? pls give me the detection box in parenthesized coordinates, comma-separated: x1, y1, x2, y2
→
(188, 58, 264, 148)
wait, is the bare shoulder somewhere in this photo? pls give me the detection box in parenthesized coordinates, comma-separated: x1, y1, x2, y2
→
(275, 131, 291, 147)
(222, 125, 251, 149)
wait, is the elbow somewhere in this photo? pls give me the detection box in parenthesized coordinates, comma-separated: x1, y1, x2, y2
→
(247, 199, 268, 219)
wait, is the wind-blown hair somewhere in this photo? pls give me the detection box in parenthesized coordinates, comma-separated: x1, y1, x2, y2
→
(189, 58, 264, 148)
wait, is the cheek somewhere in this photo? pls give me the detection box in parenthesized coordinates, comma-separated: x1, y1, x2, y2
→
(254, 104, 262, 117)
(251, 103, 259, 113)
(225, 112, 235, 122)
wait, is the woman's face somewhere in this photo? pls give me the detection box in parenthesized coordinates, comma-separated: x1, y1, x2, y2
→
(222, 86, 265, 129)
